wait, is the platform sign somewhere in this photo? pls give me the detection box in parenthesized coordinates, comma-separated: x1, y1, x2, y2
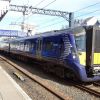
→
(0, 29, 27, 37)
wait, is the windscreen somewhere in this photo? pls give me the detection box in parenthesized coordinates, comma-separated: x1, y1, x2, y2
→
(75, 35, 86, 51)
(74, 27, 86, 66)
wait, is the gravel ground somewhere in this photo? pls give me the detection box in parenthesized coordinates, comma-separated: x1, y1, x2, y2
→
(0, 59, 60, 100)
(0, 57, 100, 100)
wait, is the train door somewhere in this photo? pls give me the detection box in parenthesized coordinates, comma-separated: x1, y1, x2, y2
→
(93, 28, 100, 65)
(92, 27, 100, 75)
(85, 26, 93, 76)
(85, 26, 100, 76)
(36, 38, 42, 57)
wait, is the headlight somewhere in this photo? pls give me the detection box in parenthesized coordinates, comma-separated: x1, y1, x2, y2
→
(71, 47, 77, 59)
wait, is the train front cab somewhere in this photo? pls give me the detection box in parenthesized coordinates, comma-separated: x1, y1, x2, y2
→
(75, 26, 100, 82)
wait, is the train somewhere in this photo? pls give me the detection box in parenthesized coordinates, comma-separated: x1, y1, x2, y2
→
(0, 25, 100, 82)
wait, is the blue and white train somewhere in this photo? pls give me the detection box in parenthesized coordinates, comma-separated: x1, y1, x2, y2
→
(0, 26, 100, 82)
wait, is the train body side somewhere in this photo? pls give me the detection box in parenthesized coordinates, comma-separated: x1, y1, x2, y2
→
(0, 29, 100, 82)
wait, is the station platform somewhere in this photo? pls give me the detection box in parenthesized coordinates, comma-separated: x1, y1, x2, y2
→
(0, 66, 32, 100)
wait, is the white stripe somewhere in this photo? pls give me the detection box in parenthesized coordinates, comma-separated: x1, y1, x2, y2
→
(0, 66, 32, 100)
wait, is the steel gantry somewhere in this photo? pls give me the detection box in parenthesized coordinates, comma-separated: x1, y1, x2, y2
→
(9, 5, 74, 27)
(0, 3, 74, 27)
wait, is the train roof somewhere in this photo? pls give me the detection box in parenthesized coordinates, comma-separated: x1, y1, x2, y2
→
(9, 26, 96, 43)
(9, 28, 73, 43)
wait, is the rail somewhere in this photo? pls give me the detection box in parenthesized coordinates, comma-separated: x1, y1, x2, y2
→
(0, 55, 72, 100)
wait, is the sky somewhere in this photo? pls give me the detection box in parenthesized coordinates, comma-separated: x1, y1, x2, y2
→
(0, 0, 100, 34)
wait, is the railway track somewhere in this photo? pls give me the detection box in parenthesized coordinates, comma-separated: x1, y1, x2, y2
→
(93, 82, 100, 87)
(0, 55, 71, 100)
(0, 55, 100, 98)
(73, 82, 100, 97)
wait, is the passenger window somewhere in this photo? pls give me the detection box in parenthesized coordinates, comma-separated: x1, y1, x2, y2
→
(45, 41, 53, 51)
(60, 43, 64, 53)
(31, 43, 34, 48)
(59, 39, 64, 54)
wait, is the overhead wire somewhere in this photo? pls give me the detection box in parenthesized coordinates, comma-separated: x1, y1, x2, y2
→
(23, 0, 58, 32)
(12, 0, 57, 31)
(36, 19, 65, 29)
(37, 9, 100, 30)
(25, 0, 57, 21)
(74, 1, 100, 18)
(42, 0, 56, 8)
(36, 17, 62, 26)
(34, 0, 46, 7)
(75, 8, 100, 18)
(13, 0, 55, 24)
(74, 1, 100, 12)
(11, 1, 100, 31)
(10, 0, 30, 24)
(36, 7, 100, 30)
(36, 1, 100, 30)
(11, 0, 46, 25)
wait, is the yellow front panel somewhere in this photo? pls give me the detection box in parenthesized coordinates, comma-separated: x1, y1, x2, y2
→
(93, 53, 100, 64)
(78, 52, 86, 66)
